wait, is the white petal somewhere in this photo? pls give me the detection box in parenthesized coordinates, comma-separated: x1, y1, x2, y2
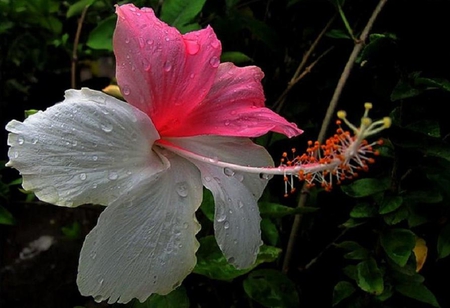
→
(166, 136, 274, 199)
(6, 88, 164, 207)
(166, 136, 274, 268)
(77, 153, 203, 304)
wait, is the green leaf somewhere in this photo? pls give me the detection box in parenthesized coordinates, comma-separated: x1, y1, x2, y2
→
(326, 29, 351, 39)
(243, 269, 299, 308)
(437, 223, 450, 259)
(259, 202, 318, 218)
(380, 229, 416, 266)
(333, 281, 356, 306)
(356, 258, 384, 295)
(61, 221, 81, 240)
(350, 201, 377, 218)
(340, 218, 366, 229)
(341, 178, 390, 198)
(383, 206, 409, 225)
(126, 286, 190, 308)
(404, 189, 443, 204)
(221, 51, 253, 64)
(405, 120, 441, 138)
(261, 218, 279, 246)
(0, 205, 15, 225)
(199, 188, 214, 221)
(335, 241, 369, 260)
(379, 195, 403, 214)
(160, 0, 206, 33)
(66, 0, 95, 18)
(193, 236, 281, 281)
(396, 283, 441, 308)
(86, 15, 116, 51)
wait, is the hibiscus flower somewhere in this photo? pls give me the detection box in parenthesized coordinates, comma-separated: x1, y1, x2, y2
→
(5, 4, 303, 304)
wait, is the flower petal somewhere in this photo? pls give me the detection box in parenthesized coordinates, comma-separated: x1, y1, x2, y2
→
(6, 88, 163, 207)
(77, 154, 203, 304)
(114, 4, 221, 135)
(164, 136, 273, 268)
(162, 62, 303, 138)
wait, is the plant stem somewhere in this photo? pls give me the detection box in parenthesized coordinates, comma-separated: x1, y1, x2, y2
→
(71, 6, 89, 89)
(281, 0, 388, 274)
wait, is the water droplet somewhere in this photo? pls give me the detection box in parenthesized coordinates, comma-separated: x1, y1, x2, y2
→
(91, 251, 97, 259)
(176, 181, 188, 197)
(216, 211, 227, 222)
(230, 110, 237, 115)
(190, 73, 195, 79)
(108, 172, 118, 180)
(211, 40, 220, 49)
(147, 39, 154, 45)
(165, 37, 170, 42)
(101, 123, 113, 133)
(142, 58, 151, 71)
(163, 61, 172, 72)
(183, 222, 189, 229)
(209, 56, 220, 68)
(227, 256, 235, 263)
(234, 173, 244, 182)
(204, 176, 211, 182)
(94, 295, 104, 303)
(185, 40, 200, 55)
(92, 155, 98, 161)
(122, 86, 131, 96)
(224, 120, 230, 126)
(100, 108, 109, 115)
(259, 173, 272, 180)
(224, 221, 230, 229)
(125, 37, 130, 44)
(98, 278, 104, 285)
(32, 138, 39, 144)
(79, 173, 87, 181)
(138, 37, 145, 48)
(17, 137, 24, 144)
(13, 151, 19, 158)
(238, 201, 244, 209)
(223, 167, 235, 177)
(72, 141, 78, 147)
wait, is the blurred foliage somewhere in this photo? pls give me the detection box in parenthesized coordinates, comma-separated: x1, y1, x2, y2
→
(1, 0, 450, 308)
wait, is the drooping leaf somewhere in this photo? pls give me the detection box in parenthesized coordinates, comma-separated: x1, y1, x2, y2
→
(333, 281, 356, 306)
(243, 269, 299, 308)
(193, 236, 281, 281)
(160, 0, 206, 32)
(396, 283, 441, 308)
(86, 15, 116, 51)
(380, 229, 416, 266)
(356, 258, 384, 295)
(341, 178, 390, 198)
(413, 237, 428, 272)
(437, 223, 450, 259)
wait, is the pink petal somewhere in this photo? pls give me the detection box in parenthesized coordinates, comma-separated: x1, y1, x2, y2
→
(161, 62, 303, 138)
(114, 4, 221, 133)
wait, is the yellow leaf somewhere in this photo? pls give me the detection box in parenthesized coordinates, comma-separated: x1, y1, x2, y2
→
(102, 85, 124, 100)
(413, 237, 427, 272)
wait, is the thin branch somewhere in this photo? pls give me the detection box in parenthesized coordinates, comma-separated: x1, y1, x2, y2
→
(282, 0, 388, 274)
(273, 15, 336, 114)
(71, 6, 89, 89)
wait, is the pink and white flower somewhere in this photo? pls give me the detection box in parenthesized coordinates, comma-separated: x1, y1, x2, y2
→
(5, 4, 302, 304)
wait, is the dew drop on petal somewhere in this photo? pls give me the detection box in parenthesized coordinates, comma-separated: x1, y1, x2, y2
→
(101, 123, 113, 133)
(238, 201, 244, 209)
(234, 173, 244, 182)
(108, 172, 118, 180)
(125, 37, 130, 44)
(122, 86, 131, 96)
(224, 221, 230, 229)
(259, 173, 273, 180)
(223, 167, 235, 177)
(183, 222, 189, 229)
(17, 136, 24, 145)
(147, 39, 154, 45)
(209, 56, 220, 68)
(224, 120, 230, 126)
(210, 40, 220, 49)
(92, 155, 98, 161)
(230, 110, 237, 115)
(204, 176, 212, 182)
(185, 40, 200, 55)
(79, 173, 87, 181)
(142, 58, 151, 71)
(176, 181, 188, 197)
(163, 61, 172, 72)
(227, 256, 235, 263)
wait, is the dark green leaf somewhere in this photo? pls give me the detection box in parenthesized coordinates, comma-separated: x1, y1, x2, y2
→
(350, 201, 377, 218)
(405, 120, 441, 138)
(86, 15, 116, 51)
(437, 223, 450, 259)
(259, 202, 318, 218)
(333, 281, 356, 306)
(341, 178, 390, 198)
(343, 265, 358, 281)
(0, 205, 15, 225)
(396, 283, 441, 308)
(160, 0, 206, 32)
(126, 286, 189, 308)
(261, 218, 279, 246)
(335, 241, 369, 260)
(404, 189, 443, 204)
(326, 29, 351, 39)
(383, 206, 409, 225)
(221, 51, 253, 64)
(380, 229, 416, 266)
(193, 236, 281, 281)
(243, 269, 299, 308)
(356, 258, 384, 295)
(61, 222, 81, 240)
(379, 195, 403, 214)
(199, 188, 214, 221)
(66, 0, 95, 18)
